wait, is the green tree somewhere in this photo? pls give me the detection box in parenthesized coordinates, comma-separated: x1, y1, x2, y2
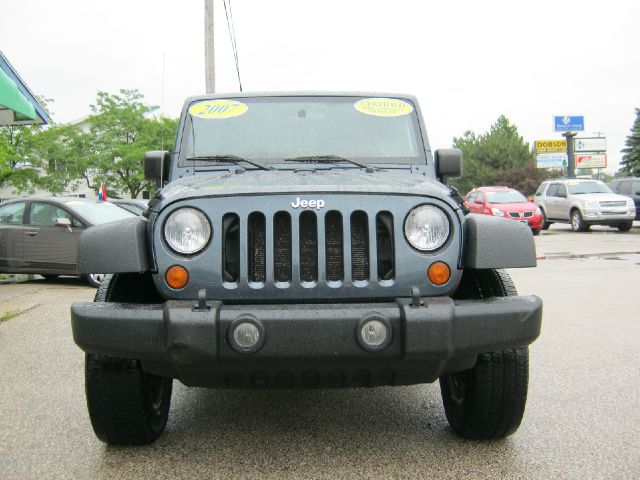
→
(83, 89, 177, 198)
(0, 125, 43, 192)
(451, 115, 544, 195)
(620, 108, 640, 177)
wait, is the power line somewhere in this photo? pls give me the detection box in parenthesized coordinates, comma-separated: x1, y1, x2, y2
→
(223, 0, 242, 91)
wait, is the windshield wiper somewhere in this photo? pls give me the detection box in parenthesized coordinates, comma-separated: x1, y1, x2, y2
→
(284, 155, 376, 170)
(187, 155, 272, 170)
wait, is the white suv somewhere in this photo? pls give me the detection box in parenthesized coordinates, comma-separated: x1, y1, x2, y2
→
(534, 178, 636, 232)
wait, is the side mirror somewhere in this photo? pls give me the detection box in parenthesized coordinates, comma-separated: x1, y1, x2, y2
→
(474, 198, 484, 204)
(557, 191, 567, 198)
(434, 149, 463, 183)
(528, 197, 534, 203)
(55, 217, 72, 231)
(144, 150, 171, 184)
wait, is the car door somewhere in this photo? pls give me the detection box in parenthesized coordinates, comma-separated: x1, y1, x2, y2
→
(0, 201, 27, 271)
(554, 184, 570, 220)
(628, 180, 640, 218)
(22, 201, 84, 274)
(544, 183, 560, 218)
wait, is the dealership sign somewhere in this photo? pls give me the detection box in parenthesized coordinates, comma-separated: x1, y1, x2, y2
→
(574, 137, 607, 152)
(554, 115, 584, 132)
(536, 153, 567, 169)
(575, 154, 607, 169)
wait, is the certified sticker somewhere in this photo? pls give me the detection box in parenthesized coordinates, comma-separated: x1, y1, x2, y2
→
(354, 98, 414, 117)
(188, 100, 248, 119)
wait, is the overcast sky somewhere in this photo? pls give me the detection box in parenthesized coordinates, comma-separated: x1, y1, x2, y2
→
(2, 0, 638, 173)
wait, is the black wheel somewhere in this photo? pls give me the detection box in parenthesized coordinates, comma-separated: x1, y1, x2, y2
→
(83, 273, 106, 288)
(42, 274, 59, 281)
(617, 222, 633, 232)
(531, 228, 540, 236)
(540, 209, 551, 230)
(85, 274, 172, 445)
(570, 209, 588, 232)
(440, 269, 529, 439)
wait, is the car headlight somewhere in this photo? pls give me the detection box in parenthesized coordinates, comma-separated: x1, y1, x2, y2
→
(583, 201, 598, 209)
(164, 208, 211, 254)
(535, 207, 542, 215)
(628, 200, 635, 209)
(491, 208, 505, 217)
(404, 205, 450, 251)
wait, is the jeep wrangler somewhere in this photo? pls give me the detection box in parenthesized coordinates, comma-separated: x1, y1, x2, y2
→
(71, 93, 542, 445)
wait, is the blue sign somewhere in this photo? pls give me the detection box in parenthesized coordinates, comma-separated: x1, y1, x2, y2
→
(554, 115, 584, 132)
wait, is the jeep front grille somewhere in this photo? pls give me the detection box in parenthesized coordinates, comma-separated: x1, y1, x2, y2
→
(221, 209, 395, 286)
(599, 201, 626, 208)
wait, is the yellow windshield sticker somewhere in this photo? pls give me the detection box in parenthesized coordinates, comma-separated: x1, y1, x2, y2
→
(354, 98, 414, 117)
(189, 100, 248, 119)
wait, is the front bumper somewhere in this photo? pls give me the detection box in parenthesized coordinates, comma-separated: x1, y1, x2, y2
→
(582, 209, 635, 224)
(71, 295, 542, 388)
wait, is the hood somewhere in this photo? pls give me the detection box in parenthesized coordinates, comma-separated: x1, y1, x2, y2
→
(571, 193, 630, 203)
(490, 202, 538, 212)
(155, 168, 456, 207)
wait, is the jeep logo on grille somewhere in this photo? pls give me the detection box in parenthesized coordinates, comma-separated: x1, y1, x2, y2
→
(291, 197, 325, 209)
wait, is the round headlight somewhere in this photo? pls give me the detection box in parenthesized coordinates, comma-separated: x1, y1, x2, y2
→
(404, 206, 450, 251)
(164, 208, 211, 254)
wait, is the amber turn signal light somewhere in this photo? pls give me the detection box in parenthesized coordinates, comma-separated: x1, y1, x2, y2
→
(166, 265, 189, 289)
(427, 261, 451, 286)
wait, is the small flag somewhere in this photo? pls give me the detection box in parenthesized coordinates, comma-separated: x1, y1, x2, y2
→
(98, 182, 108, 201)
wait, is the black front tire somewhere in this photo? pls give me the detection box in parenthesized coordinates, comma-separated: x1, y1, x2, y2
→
(85, 274, 172, 445)
(540, 209, 551, 230)
(440, 269, 530, 439)
(571, 210, 588, 232)
(86, 354, 172, 445)
(617, 222, 633, 232)
(83, 273, 106, 288)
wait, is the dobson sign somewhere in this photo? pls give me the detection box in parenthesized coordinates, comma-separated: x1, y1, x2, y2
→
(535, 140, 567, 153)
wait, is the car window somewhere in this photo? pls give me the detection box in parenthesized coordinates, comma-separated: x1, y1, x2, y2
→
(556, 185, 567, 197)
(534, 183, 547, 196)
(631, 181, 640, 195)
(485, 190, 527, 204)
(615, 180, 630, 194)
(566, 180, 611, 194)
(546, 184, 559, 197)
(28, 202, 82, 227)
(466, 192, 477, 202)
(0, 202, 26, 225)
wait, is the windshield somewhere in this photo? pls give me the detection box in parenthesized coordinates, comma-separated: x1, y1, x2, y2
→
(64, 200, 137, 225)
(485, 191, 527, 204)
(181, 96, 426, 166)
(567, 181, 612, 195)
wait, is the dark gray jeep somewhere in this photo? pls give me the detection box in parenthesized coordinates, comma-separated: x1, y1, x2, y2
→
(71, 93, 542, 445)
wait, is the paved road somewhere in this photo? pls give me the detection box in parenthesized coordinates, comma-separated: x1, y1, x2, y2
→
(1, 227, 639, 479)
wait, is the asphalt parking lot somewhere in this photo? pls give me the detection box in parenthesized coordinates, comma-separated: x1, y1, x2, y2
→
(1, 223, 639, 479)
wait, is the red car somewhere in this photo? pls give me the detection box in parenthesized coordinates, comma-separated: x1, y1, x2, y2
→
(464, 186, 543, 235)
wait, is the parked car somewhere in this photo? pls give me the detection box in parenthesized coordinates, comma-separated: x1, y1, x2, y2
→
(534, 178, 636, 232)
(0, 196, 136, 286)
(111, 198, 149, 216)
(464, 186, 543, 235)
(609, 177, 640, 220)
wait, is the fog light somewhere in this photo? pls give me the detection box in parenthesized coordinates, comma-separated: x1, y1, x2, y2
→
(229, 318, 265, 353)
(357, 316, 392, 352)
(165, 265, 189, 289)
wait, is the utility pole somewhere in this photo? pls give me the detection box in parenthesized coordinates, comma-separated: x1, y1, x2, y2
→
(563, 131, 577, 178)
(204, 0, 215, 93)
